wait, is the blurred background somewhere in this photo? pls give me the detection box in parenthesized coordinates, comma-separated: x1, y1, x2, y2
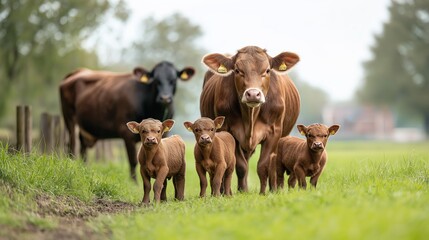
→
(1, 0, 428, 150)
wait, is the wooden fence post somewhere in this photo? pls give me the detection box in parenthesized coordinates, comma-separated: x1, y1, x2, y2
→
(16, 106, 25, 151)
(40, 112, 53, 153)
(24, 105, 31, 153)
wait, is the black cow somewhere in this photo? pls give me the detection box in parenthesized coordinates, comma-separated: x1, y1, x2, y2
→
(59, 61, 195, 180)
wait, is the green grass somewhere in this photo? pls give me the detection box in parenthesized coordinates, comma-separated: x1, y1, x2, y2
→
(1, 141, 429, 239)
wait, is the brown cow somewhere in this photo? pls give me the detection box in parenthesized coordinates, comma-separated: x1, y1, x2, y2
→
(200, 46, 300, 194)
(126, 118, 186, 205)
(273, 124, 340, 190)
(184, 116, 236, 197)
(59, 62, 194, 180)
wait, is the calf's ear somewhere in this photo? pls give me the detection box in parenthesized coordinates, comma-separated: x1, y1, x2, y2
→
(162, 119, 175, 133)
(328, 125, 340, 135)
(178, 67, 195, 81)
(271, 52, 299, 74)
(126, 121, 140, 134)
(133, 67, 152, 84)
(183, 122, 194, 132)
(202, 53, 234, 77)
(214, 116, 225, 129)
(297, 124, 307, 136)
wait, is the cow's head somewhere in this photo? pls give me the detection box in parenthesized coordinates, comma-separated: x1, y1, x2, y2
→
(202, 46, 299, 108)
(184, 116, 225, 147)
(298, 124, 340, 152)
(133, 61, 195, 105)
(127, 118, 175, 148)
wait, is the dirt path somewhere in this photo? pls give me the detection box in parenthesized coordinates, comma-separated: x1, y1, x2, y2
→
(1, 195, 136, 240)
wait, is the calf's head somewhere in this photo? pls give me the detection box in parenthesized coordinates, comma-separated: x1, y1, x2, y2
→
(184, 116, 225, 146)
(202, 46, 299, 108)
(298, 124, 340, 152)
(133, 61, 195, 105)
(127, 118, 175, 148)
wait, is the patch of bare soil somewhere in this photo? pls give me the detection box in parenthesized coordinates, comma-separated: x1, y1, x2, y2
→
(1, 195, 137, 240)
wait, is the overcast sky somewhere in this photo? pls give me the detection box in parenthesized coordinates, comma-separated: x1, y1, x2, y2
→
(108, 0, 391, 101)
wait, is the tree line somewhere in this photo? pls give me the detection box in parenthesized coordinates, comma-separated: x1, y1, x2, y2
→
(3, 0, 426, 138)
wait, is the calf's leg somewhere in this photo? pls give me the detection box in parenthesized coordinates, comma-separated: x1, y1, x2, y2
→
(153, 166, 169, 203)
(212, 162, 227, 196)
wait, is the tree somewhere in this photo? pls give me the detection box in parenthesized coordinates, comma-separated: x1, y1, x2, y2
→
(0, 0, 128, 118)
(357, 0, 429, 136)
(122, 13, 207, 135)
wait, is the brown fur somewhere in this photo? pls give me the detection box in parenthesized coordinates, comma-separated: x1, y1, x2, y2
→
(273, 124, 340, 190)
(127, 118, 186, 205)
(200, 46, 300, 194)
(184, 117, 236, 197)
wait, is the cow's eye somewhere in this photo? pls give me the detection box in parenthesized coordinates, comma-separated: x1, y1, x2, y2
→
(194, 128, 200, 133)
(157, 130, 161, 133)
(234, 69, 244, 76)
(142, 130, 148, 134)
(324, 135, 328, 138)
(210, 128, 214, 132)
(266, 69, 271, 74)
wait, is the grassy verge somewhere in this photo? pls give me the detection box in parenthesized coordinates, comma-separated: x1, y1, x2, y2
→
(0, 141, 428, 239)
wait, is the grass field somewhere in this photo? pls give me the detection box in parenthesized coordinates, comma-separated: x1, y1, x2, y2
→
(0, 141, 428, 239)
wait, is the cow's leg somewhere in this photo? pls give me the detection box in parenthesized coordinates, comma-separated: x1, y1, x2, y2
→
(173, 168, 185, 201)
(212, 162, 226, 197)
(161, 179, 167, 201)
(288, 173, 297, 189)
(141, 169, 151, 206)
(235, 145, 249, 192)
(123, 139, 138, 182)
(196, 163, 208, 197)
(258, 135, 280, 194)
(63, 117, 76, 158)
(153, 166, 168, 204)
(79, 133, 88, 162)
(223, 164, 234, 196)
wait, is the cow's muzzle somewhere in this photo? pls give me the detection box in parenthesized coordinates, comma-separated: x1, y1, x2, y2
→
(198, 135, 212, 145)
(311, 142, 324, 151)
(157, 95, 172, 105)
(144, 136, 158, 146)
(242, 88, 265, 108)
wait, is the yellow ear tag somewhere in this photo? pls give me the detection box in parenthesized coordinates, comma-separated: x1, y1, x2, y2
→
(140, 75, 149, 83)
(279, 62, 287, 71)
(216, 124, 222, 129)
(330, 130, 336, 135)
(300, 131, 306, 136)
(180, 72, 188, 79)
(164, 126, 170, 132)
(187, 127, 193, 132)
(217, 64, 227, 73)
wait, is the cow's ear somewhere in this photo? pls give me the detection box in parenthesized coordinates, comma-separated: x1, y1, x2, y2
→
(183, 122, 194, 132)
(133, 67, 152, 84)
(328, 125, 340, 136)
(214, 116, 225, 130)
(162, 119, 175, 133)
(126, 121, 140, 134)
(297, 124, 307, 136)
(178, 67, 195, 81)
(271, 52, 300, 74)
(202, 53, 234, 77)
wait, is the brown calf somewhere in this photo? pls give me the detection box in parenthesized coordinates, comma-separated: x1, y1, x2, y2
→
(184, 117, 236, 197)
(127, 118, 186, 205)
(273, 123, 340, 190)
